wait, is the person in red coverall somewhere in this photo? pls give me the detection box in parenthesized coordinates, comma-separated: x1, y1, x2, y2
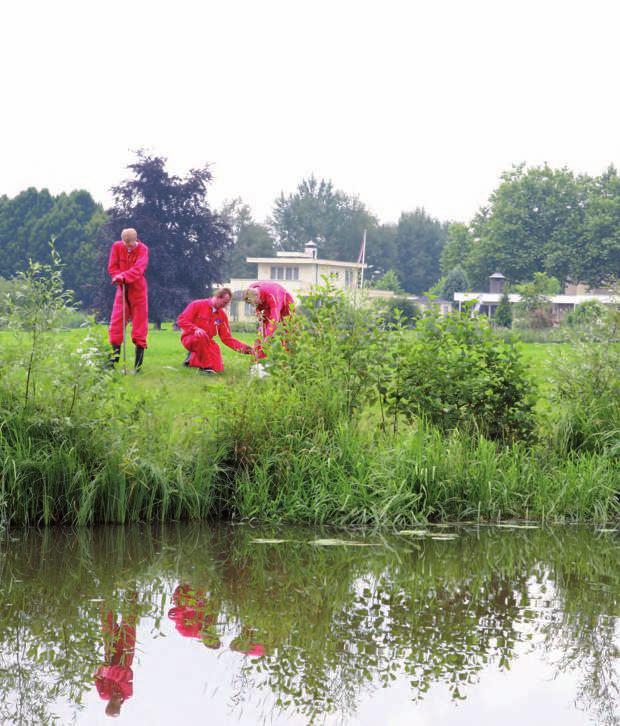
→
(107, 228, 149, 372)
(167, 583, 221, 649)
(230, 626, 265, 658)
(242, 281, 294, 359)
(177, 287, 252, 374)
(94, 593, 138, 718)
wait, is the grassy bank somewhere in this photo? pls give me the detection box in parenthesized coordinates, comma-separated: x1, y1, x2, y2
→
(0, 292, 618, 528)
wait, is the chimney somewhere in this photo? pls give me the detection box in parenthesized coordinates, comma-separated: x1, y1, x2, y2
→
(489, 272, 506, 294)
(304, 241, 318, 259)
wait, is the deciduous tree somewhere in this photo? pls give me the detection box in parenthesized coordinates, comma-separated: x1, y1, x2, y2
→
(101, 151, 232, 327)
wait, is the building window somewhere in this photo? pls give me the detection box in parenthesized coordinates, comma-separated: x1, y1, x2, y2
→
(271, 266, 298, 281)
(345, 269, 353, 286)
(244, 303, 254, 316)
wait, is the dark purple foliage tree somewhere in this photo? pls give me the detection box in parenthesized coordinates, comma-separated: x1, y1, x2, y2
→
(98, 151, 232, 327)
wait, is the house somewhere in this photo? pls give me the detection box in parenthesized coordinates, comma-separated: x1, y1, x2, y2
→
(453, 273, 618, 323)
(224, 241, 371, 322)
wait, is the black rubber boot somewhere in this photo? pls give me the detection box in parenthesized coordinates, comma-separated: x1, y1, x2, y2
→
(134, 346, 145, 372)
(108, 344, 121, 369)
(182, 352, 191, 367)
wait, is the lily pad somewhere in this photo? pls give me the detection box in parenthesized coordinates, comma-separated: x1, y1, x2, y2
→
(495, 524, 539, 529)
(309, 539, 378, 547)
(397, 530, 428, 536)
(251, 539, 289, 544)
(430, 534, 459, 541)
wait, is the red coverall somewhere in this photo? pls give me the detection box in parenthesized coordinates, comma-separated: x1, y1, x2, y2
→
(108, 240, 149, 349)
(230, 626, 265, 657)
(94, 610, 136, 703)
(248, 281, 294, 358)
(167, 584, 220, 647)
(177, 298, 249, 371)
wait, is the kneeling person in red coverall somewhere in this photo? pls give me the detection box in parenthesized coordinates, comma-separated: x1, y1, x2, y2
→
(242, 281, 294, 359)
(108, 228, 149, 372)
(177, 287, 252, 373)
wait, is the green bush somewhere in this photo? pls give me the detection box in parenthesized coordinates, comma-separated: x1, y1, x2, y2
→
(387, 311, 535, 441)
(547, 308, 620, 454)
(494, 293, 512, 328)
(375, 297, 421, 328)
(563, 300, 606, 328)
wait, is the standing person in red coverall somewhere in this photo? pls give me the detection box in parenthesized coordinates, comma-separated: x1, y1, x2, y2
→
(94, 593, 138, 718)
(177, 287, 252, 374)
(167, 583, 221, 649)
(108, 228, 149, 372)
(242, 281, 294, 359)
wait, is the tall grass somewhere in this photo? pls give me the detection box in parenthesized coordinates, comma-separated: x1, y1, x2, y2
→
(0, 406, 226, 527)
(217, 390, 619, 526)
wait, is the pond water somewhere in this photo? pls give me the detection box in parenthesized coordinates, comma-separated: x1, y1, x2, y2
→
(0, 523, 618, 725)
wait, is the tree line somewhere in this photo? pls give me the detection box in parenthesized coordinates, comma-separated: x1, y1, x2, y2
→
(0, 153, 618, 325)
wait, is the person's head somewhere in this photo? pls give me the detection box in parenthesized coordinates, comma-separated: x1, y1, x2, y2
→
(121, 228, 138, 250)
(212, 287, 232, 310)
(243, 288, 260, 307)
(105, 692, 124, 717)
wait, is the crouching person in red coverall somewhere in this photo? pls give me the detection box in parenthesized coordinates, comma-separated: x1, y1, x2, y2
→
(94, 593, 138, 718)
(242, 281, 294, 360)
(167, 583, 222, 649)
(177, 287, 253, 374)
(108, 228, 149, 372)
(230, 626, 265, 658)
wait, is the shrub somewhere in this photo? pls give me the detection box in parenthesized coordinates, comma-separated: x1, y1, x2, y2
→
(494, 293, 512, 328)
(386, 311, 535, 441)
(563, 299, 606, 328)
(547, 307, 620, 454)
(375, 297, 421, 329)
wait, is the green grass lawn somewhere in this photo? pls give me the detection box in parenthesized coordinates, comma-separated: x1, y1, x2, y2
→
(0, 325, 258, 437)
(1, 325, 564, 422)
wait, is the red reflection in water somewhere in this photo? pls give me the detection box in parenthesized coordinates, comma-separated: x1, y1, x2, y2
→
(94, 594, 138, 718)
(168, 584, 221, 649)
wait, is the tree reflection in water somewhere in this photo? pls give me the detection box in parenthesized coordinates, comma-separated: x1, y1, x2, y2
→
(0, 524, 617, 724)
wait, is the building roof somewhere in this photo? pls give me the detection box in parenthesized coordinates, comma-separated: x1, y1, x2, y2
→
(454, 292, 619, 304)
(247, 255, 366, 269)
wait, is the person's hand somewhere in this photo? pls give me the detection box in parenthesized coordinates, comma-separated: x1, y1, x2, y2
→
(112, 274, 125, 285)
(194, 328, 207, 338)
(242, 344, 253, 354)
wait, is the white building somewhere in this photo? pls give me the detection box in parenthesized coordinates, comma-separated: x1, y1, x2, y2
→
(225, 241, 375, 322)
(454, 272, 618, 323)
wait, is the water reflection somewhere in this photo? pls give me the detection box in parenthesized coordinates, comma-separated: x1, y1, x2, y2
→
(168, 583, 221, 649)
(94, 593, 138, 717)
(0, 524, 617, 724)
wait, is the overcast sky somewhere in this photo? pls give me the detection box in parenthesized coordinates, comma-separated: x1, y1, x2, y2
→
(1, 0, 618, 225)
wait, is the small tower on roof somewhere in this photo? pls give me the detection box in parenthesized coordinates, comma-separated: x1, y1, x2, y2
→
(489, 272, 506, 294)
